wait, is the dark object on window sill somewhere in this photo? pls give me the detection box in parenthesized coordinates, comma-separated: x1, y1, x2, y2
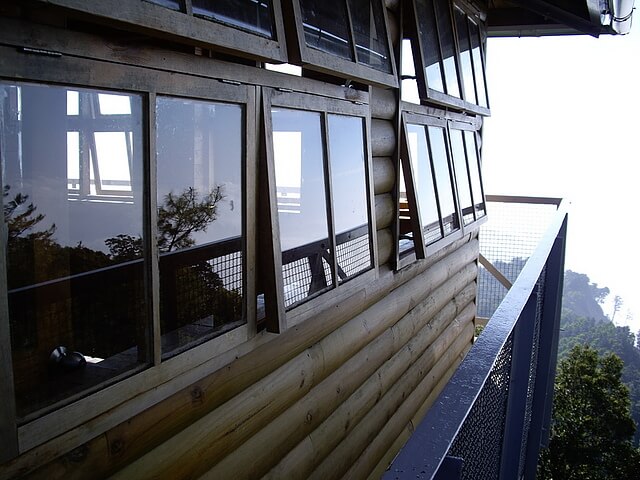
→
(49, 346, 87, 372)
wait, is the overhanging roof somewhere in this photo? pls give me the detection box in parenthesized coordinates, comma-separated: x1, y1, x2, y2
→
(488, 0, 635, 37)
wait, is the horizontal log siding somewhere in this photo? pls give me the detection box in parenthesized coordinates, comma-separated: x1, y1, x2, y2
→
(110, 239, 478, 479)
(2, 5, 484, 478)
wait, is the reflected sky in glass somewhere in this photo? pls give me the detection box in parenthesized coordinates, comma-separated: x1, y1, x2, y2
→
(434, 0, 460, 98)
(328, 114, 368, 234)
(454, 7, 476, 104)
(469, 20, 488, 108)
(300, 0, 352, 60)
(1, 82, 147, 416)
(348, 0, 392, 73)
(192, 0, 275, 38)
(156, 97, 242, 247)
(272, 108, 330, 252)
(407, 124, 439, 230)
(415, 0, 445, 93)
(427, 126, 456, 219)
(449, 129, 472, 217)
(464, 130, 484, 209)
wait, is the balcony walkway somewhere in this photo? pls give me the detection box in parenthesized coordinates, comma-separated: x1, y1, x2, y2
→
(384, 196, 567, 480)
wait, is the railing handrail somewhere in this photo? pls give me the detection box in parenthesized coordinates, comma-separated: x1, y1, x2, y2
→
(383, 199, 568, 480)
(486, 194, 563, 207)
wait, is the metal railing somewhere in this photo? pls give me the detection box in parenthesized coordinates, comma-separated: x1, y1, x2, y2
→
(384, 196, 567, 480)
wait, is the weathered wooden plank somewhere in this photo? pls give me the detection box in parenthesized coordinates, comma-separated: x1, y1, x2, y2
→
(370, 87, 397, 121)
(262, 282, 476, 480)
(367, 342, 472, 480)
(111, 251, 478, 479)
(341, 313, 476, 480)
(371, 119, 396, 157)
(308, 306, 476, 480)
(375, 193, 394, 230)
(8, 237, 478, 479)
(373, 157, 394, 195)
(376, 228, 393, 267)
(203, 278, 477, 479)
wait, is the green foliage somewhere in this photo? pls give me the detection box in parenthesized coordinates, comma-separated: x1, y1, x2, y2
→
(538, 345, 640, 479)
(557, 271, 640, 446)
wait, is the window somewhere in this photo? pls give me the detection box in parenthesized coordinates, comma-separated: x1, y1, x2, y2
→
(453, 5, 489, 108)
(41, 0, 288, 62)
(1, 82, 148, 419)
(156, 97, 245, 358)
(399, 106, 486, 262)
(285, 0, 397, 88)
(404, 0, 490, 115)
(0, 62, 254, 438)
(264, 89, 375, 315)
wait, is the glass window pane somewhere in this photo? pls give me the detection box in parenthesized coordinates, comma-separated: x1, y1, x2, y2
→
(464, 130, 485, 216)
(300, 0, 353, 60)
(427, 125, 458, 234)
(1, 83, 147, 418)
(469, 19, 488, 108)
(407, 124, 442, 245)
(434, 0, 460, 98)
(145, 0, 182, 11)
(449, 129, 473, 225)
(328, 114, 372, 281)
(454, 7, 476, 104)
(401, 39, 421, 103)
(398, 162, 415, 254)
(192, 0, 275, 38)
(156, 97, 244, 357)
(414, 0, 445, 93)
(348, 0, 392, 73)
(272, 108, 332, 308)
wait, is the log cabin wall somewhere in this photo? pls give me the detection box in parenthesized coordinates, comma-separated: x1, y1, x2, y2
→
(0, 0, 486, 478)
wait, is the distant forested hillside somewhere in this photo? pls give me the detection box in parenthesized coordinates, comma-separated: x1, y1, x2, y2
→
(559, 270, 640, 445)
(479, 262, 640, 444)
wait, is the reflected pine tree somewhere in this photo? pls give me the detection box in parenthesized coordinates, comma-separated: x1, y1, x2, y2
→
(4, 184, 241, 372)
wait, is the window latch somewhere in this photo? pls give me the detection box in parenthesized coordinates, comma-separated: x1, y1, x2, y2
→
(220, 79, 242, 86)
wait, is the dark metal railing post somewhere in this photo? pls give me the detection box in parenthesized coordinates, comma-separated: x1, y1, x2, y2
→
(522, 216, 567, 479)
(498, 291, 538, 480)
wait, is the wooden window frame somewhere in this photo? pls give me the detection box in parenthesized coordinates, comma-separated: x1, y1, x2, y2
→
(396, 102, 486, 269)
(405, 0, 490, 116)
(282, 0, 398, 88)
(261, 87, 378, 331)
(32, 0, 289, 63)
(447, 119, 487, 225)
(0, 44, 258, 458)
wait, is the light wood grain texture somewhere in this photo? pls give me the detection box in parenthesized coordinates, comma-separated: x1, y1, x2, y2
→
(308, 306, 476, 480)
(373, 157, 394, 195)
(370, 88, 397, 121)
(110, 251, 478, 479)
(371, 119, 396, 157)
(203, 279, 477, 479)
(262, 282, 476, 480)
(375, 193, 395, 230)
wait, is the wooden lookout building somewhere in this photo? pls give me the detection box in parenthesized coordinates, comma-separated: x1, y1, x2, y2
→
(0, 1, 634, 479)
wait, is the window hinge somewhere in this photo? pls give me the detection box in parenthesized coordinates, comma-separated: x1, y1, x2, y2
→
(220, 79, 242, 86)
(19, 46, 62, 58)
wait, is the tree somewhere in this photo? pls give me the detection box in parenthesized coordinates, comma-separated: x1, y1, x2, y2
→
(538, 345, 640, 479)
(157, 185, 224, 252)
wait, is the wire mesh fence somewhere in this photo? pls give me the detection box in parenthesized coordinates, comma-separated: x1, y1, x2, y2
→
(478, 198, 560, 319)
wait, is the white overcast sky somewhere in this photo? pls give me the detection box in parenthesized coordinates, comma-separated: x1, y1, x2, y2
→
(482, 17, 640, 331)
